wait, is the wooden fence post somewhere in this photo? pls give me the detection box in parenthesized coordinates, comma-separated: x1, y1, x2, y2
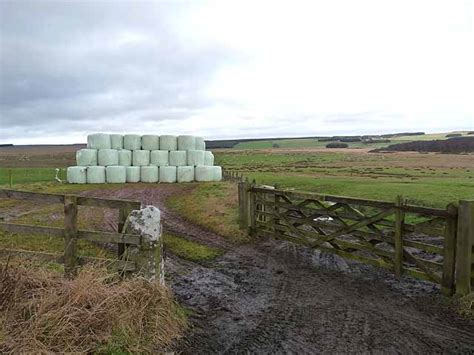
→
(8, 169, 12, 188)
(248, 180, 256, 236)
(441, 203, 458, 296)
(64, 195, 78, 278)
(394, 195, 405, 278)
(455, 200, 474, 296)
(118, 204, 134, 257)
(238, 180, 246, 229)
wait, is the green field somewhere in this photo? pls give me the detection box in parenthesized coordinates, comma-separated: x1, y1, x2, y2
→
(215, 149, 474, 208)
(0, 167, 67, 186)
(233, 131, 470, 149)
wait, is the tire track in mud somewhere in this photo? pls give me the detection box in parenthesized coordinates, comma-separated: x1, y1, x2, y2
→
(78, 186, 474, 354)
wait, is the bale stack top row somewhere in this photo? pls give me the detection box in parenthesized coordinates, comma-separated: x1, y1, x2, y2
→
(67, 133, 222, 184)
(87, 133, 206, 151)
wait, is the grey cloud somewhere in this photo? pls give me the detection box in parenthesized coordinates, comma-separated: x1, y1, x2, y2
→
(0, 1, 238, 140)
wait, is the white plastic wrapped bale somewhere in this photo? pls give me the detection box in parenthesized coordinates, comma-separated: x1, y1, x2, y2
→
(98, 149, 119, 166)
(141, 166, 158, 183)
(87, 166, 106, 184)
(195, 166, 222, 182)
(118, 149, 132, 166)
(204, 151, 214, 166)
(67, 166, 87, 184)
(126, 166, 140, 182)
(169, 150, 187, 166)
(124, 134, 142, 150)
(195, 136, 206, 150)
(178, 135, 196, 151)
(187, 150, 205, 166)
(213, 166, 222, 181)
(110, 134, 123, 149)
(159, 166, 177, 183)
(150, 150, 169, 166)
(141, 135, 159, 151)
(76, 149, 97, 166)
(133, 150, 150, 166)
(160, 135, 177, 151)
(87, 133, 111, 149)
(177, 166, 194, 183)
(106, 166, 126, 183)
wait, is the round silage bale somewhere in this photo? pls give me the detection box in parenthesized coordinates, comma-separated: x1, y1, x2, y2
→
(177, 166, 194, 183)
(124, 134, 142, 150)
(87, 133, 111, 149)
(133, 150, 150, 166)
(110, 134, 123, 149)
(213, 166, 222, 181)
(195, 166, 222, 182)
(98, 149, 119, 166)
(160, 135, 177, 151)
(195, 136, 206, 150)
(67, 166, 87, 184)
(76, 149, 97, 166)
(118, 149, 132, 166)
(142, 135, 160, 151)
(106, 166, 126, 183)
(159, 166, 177, 183)
(169, 150, 187, 166)
(141, 166, 158, 183)
(150, 150, 169, 166)
(204, 151, 214, 166)
(126, 166, 140, 183)
(178, 135, 196, 151)
(87, 166, 106, 184)
(187, 150, 205, 166)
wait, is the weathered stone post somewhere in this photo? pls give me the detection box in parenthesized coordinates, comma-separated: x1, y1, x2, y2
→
(124, 205, 164, 284)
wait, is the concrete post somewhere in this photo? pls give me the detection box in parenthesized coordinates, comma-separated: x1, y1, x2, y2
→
(125, 205, 164, 284)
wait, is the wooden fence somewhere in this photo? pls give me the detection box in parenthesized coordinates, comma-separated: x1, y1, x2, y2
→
(0, 189, 142, 277)
(237, 180, 474, 296)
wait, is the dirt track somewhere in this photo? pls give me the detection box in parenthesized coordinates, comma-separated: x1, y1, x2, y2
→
(82, 185, 474, 354)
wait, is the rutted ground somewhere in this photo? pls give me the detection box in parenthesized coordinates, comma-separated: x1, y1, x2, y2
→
(79, 185, 474, 354)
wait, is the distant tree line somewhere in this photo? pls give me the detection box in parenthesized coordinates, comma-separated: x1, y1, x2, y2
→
(371, 136, 474, 154)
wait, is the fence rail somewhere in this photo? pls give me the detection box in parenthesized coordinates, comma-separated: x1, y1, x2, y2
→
(0, 188, 142, 277)
(237, 179, 474, 296)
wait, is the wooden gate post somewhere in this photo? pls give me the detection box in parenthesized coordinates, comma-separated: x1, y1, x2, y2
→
(455, 200, 474, 296)
(248, 180, 256, 236)
(394, 195, 405, 278)
(238, 180, 247, 229)
(441, 203, 458, 296)
(64, 195, 78, 278)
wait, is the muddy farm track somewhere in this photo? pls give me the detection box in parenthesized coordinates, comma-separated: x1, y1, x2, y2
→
(82, 185, 474, 354)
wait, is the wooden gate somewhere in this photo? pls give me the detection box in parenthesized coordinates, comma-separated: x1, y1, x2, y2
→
(238, 180, 474, 296)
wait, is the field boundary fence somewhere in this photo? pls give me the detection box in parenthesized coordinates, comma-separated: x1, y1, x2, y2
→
(0, 167, 67, 187)
(0, 189, 149, 278)
(231, 176, 473, 297)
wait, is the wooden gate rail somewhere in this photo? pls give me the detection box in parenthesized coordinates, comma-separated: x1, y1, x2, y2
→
(0, 188, 142, 277)
(237, 180, 473, 296)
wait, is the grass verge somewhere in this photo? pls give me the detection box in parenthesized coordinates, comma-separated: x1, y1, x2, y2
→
(0, 261, 186, 353)
(164, 233, 223, 262)
(167, 182, 249, 243)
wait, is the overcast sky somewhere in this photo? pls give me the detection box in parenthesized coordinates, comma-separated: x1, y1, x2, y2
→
(1, 0, 473, 144)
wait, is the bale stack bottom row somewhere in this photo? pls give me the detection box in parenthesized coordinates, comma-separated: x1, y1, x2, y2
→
(67, 133, 222, 184)
(67, 165, 221, 184)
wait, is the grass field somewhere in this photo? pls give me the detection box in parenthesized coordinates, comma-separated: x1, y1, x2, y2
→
(215, 149, 474, 208)
(233, 131, 470, 150)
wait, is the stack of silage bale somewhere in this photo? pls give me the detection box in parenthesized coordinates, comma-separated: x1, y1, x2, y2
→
(67, 133, 222, 184)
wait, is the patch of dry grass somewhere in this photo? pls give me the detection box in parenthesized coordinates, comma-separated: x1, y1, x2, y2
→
(167, 182, 249, 243)
(0, 261, 186, 353)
